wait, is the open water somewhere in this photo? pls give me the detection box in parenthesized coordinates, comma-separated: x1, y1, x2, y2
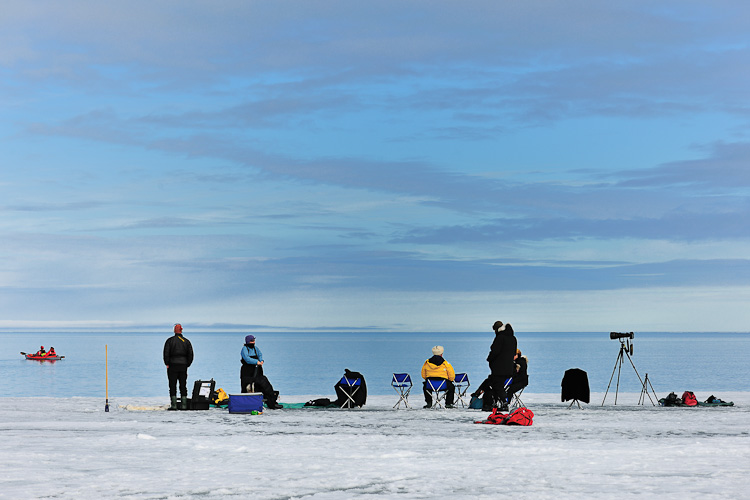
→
(1, 331, 748, 400)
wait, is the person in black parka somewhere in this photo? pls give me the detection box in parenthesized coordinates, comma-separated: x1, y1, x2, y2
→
(486, 320, 517, 411)
(507, 349, 528, 401)
(163, 323, 194, 410)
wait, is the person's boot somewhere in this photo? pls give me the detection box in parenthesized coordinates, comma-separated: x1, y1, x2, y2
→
(180, 396, 188, 410)
(169, 396, 178, 411)
(267, 397, 283, 409)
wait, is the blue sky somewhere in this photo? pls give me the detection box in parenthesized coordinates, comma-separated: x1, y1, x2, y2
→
(2, 1, 749, 332)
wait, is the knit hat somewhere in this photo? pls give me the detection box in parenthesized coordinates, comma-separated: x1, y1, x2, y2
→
(245, 334, 256, 344)
(173, 324, 182, 334)
(432, 345, 444, 356)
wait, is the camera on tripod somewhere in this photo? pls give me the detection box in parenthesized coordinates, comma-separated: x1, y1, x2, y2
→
(610, 332, 634, 340)
(602, 330, 657, 406)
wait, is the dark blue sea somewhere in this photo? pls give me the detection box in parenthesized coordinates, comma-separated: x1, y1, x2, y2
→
(1, 332, 748, 400)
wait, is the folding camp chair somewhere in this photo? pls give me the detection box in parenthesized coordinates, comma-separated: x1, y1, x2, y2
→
(510, 387, 526, 409)
(454, 373, 470, 407)
(338, 374, 362, 408)
(392, 373, 412, 409)
(425, 378, 449, 409)
(504, 377, 526, 409)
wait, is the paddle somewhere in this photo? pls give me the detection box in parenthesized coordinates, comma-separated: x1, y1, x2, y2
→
(20, 351, 27, 355)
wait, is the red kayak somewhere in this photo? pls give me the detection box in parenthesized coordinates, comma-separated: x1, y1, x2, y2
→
(22, 352, 64, 361)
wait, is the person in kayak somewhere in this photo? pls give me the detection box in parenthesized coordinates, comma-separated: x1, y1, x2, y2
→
(34, 346, 46, 357)
(163, 324, 194, 410)
(46, 347, 57, 357)
(240, 335, 283, 409)
(421, 345, 456, 408)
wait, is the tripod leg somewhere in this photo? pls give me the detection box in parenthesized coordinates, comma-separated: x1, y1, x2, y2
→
(614, 349, 624, 405)
(647, 377, 659, 404)
(602, 348, 624, 406)
(624, 351, 655, 406)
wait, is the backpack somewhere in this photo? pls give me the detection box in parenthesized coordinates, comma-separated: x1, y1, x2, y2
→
(681, 391, 698, 406)
(469, 395, 483, 409)
(211, 388, 229, 405)
(503, 407, 534, 426)
(304, 398, 332, 407)
(476, 407, 534, 426)
(661, 392, 681, 406)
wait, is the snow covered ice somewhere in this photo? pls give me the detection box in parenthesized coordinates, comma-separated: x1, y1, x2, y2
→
(1, 393, 749, 499)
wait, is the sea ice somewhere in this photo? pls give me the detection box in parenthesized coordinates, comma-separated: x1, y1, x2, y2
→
(0, 392, 748, 499)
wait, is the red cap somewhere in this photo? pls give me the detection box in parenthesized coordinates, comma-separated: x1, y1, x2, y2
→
(174, 324, 183, 334)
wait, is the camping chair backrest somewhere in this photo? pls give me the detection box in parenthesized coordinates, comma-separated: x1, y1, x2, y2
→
(392, 373, 412, 387)
(340, 375, 362, 387)
(392, 373, 412, 409)
(504, 377, 513, 391)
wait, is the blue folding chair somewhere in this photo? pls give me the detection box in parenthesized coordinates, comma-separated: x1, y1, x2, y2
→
(425, 378, 449, 409)
(338, 375, 362, 408)
(392, 373, 412, 409)
(454, 373, 470, 407)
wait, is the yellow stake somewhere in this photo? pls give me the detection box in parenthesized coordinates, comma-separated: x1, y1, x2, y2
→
(105, 344, 110, 412)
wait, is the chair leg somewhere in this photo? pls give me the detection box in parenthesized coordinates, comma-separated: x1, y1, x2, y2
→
(393, 387, 411, 409)
(432, 391, 446, 409)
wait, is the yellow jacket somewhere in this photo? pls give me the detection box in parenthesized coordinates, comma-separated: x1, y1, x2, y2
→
(421, 356, 455, 381)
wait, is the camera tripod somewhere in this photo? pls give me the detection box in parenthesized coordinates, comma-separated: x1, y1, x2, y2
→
(601, 337, 658, 406)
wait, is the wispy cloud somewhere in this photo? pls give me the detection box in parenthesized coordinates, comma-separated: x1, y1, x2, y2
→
(2, 1, 749, 331)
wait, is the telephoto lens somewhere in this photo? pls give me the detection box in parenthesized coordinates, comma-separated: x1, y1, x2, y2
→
(610, 332, 634, 340)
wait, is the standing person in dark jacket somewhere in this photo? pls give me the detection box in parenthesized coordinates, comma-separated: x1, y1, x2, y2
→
(163, 323, 194, 410)
(486, 320, 517, 411)
(240, 335, 283, 409)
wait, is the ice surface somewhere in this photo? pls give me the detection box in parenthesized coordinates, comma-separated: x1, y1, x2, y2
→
(1, 393, 748, 499)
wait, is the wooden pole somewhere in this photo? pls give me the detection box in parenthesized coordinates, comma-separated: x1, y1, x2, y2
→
(105, 344, 110, 412)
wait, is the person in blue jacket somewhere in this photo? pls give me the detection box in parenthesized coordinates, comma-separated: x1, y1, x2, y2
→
(240, 335, 282, 409)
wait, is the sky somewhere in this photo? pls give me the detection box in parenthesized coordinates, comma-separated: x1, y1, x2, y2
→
(1, 1, 749, 333)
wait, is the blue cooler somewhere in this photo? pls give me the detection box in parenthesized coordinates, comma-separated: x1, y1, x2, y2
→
(228, 393, 264, 414)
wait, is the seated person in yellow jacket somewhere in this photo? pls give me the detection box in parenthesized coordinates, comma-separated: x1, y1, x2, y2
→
(421, 345, 456, 408)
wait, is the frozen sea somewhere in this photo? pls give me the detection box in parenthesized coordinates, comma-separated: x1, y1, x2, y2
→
(1, 393, 749, 499)
(1, 332, 749, 498)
